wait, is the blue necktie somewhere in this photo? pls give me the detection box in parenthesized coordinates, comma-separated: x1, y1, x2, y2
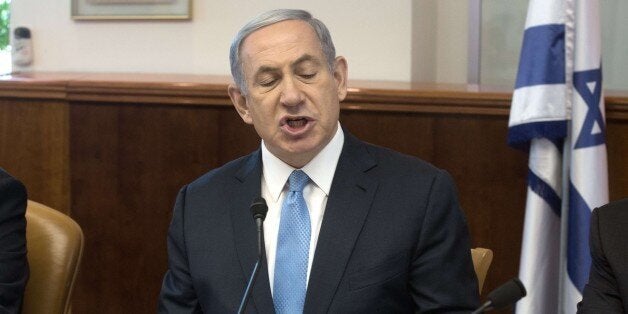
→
(273, 170, 311, 314)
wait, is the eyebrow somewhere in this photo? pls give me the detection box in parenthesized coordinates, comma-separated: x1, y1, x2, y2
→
(292, 54, 321, 68)
(254, 65, 278, 78)
(253, 54, 322, 77)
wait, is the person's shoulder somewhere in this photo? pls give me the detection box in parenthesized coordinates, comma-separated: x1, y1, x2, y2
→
(0, 168, 27, 195)
(595, 198, 628, 222)
(0, 168, 27, 218)
(186, 151, 259, 191)
(359, 140, 442, 175)
(0, 167, 14, 181)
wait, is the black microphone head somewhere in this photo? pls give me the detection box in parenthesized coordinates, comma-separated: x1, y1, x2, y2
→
(250, 197, 268, 221)
(487, 278, 527, 310)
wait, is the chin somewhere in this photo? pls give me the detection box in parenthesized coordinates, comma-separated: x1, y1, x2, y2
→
(281, 140, 323, 156)
(285, 144, 318, 155)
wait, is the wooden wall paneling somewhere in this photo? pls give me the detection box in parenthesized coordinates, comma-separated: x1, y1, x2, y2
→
(429, 114, 528, 296)
(339, 111, 436, 159)
(69, 101, 242, 313)
(214, 107, 261, 164)
(607, 119, 628, 200)
(0, 99, 71, 213)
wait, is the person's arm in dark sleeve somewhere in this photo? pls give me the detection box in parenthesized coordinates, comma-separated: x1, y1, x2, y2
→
(409, 170, 480, 313)
(0, 171, 29, 313)
(158, 186, 203, 313)
(577, 208, 624, 313)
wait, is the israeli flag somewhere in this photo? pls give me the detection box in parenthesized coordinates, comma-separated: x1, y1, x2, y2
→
(508, 0, 608, 313)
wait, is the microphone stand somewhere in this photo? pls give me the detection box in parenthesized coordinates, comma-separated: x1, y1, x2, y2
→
(237, 213, 265, 314)
(471, 278, 527, 313)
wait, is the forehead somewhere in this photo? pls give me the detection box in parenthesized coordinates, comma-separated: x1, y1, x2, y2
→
(239, 20, 324, 66)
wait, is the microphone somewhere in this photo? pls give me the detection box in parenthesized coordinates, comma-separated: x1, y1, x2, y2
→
(237, 197, 268, 314)
(471, 278, 527, 314)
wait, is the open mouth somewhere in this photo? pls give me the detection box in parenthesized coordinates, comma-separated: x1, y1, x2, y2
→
(286, 117, 308, 128)
(281, 116, 313, 135)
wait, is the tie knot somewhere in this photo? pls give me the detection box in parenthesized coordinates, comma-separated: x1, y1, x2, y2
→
(288, 170, 309, 192)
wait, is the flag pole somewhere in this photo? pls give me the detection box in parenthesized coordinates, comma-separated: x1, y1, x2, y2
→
(559, 1, 575, 312)
(558, 126, 571, 314)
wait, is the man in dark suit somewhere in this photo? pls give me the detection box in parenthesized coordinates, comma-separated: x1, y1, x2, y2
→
(158, 9, 479, 313)
(0, 168, 29, 313)
(577, 198, 628, 313)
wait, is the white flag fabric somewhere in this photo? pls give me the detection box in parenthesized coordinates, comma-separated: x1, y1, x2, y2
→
(508, 0, 608, 313)
(563, 0, 608, 312)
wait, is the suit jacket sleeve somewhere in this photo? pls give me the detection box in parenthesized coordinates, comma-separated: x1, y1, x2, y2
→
(577, 207, 624, 313)
(409, 170, 480, 312)
(0, 171, 29, 313)
(158, 186, 203, 314)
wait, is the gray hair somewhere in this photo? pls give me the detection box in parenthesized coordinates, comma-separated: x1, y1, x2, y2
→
(229, 9, 337, 95)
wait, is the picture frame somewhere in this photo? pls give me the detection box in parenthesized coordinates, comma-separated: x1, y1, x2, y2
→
(71, 0, 191, 20)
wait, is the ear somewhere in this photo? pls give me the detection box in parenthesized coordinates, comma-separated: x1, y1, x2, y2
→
(228, 84, 253, 125)
(332, 56, 348, 101)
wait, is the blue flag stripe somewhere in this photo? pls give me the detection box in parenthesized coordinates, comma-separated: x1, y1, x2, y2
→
(567, 183, 593, 292)
(515, 24, 566, 89)
(528, 170, 562, 217)
(507, 120, 567, 149)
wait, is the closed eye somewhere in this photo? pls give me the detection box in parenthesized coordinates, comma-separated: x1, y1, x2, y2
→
(259, 79, 277, 87)
(300, 73, 317, 80)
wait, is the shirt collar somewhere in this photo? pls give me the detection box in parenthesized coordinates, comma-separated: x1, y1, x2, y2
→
(261, 122, 345, 202)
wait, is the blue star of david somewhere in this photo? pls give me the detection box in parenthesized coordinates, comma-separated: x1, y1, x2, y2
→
(573, 67, 605, 148)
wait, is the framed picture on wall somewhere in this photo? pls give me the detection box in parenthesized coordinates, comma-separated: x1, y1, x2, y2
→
(72, 0, 191, 20)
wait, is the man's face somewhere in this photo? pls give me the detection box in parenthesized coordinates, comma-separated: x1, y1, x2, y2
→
(228, 20, 348, 168)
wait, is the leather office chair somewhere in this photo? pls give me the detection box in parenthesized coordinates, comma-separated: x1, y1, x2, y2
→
(471, 247, 493, 294)
(22, 200, 84, 314)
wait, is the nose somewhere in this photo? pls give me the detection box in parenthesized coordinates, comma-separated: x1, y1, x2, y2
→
(279, 76, 305, 107)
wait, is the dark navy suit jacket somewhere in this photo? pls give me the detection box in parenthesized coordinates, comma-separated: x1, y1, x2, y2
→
(158, 132, 479, 313)
(578, 198, 628, 313)
(0, 168, 28, 313)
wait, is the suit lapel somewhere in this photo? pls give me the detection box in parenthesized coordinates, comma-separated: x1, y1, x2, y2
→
(229, 150, 275, 313)
(304, 134, 378, 313)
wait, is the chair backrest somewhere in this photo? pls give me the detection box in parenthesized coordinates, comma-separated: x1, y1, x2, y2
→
(23, 200, 84, 314)
(471, 247, 493, 294)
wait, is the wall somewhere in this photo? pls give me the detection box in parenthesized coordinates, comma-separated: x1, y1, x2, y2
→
(479, 0, 527, 86)
(435, 0, 468, 84)
(10, 0, 470, 83)
(479, 0, 628, 90)
(411, 1, 436, 82)
(10, 1, 413, 81)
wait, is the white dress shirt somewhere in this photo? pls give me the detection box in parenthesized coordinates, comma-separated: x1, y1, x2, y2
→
(261, 123, 344, 295)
